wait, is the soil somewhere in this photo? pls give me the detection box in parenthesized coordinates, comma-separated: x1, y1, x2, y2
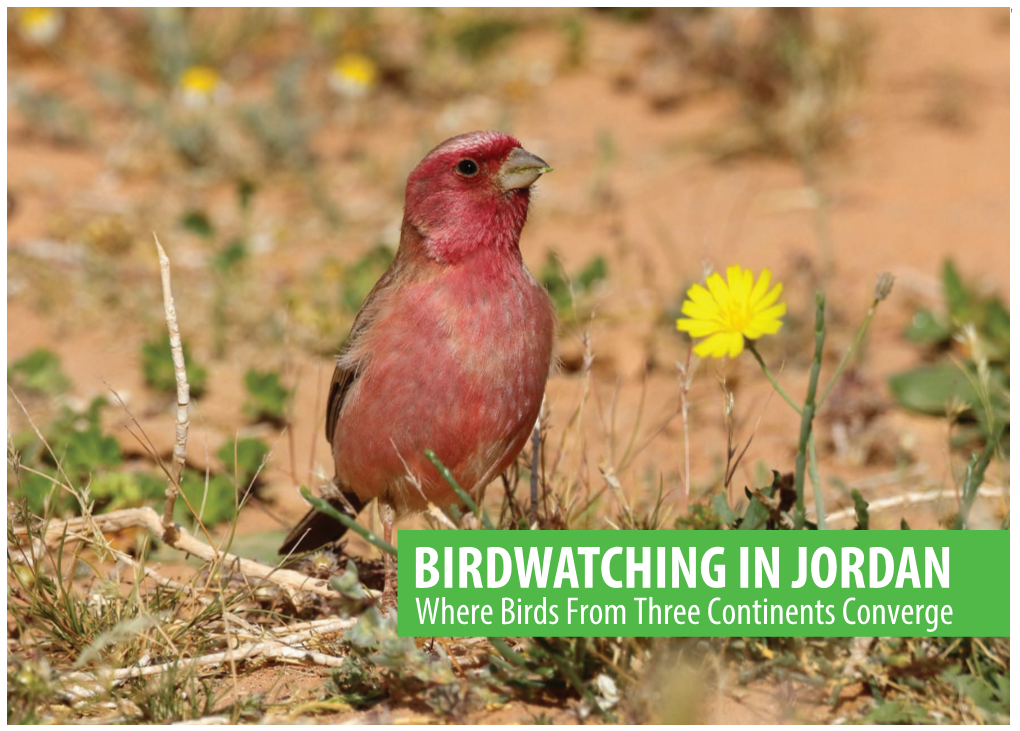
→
(7, 8, 1009, 724)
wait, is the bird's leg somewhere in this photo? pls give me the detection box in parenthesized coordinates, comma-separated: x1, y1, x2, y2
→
(381, 502, 397, 609)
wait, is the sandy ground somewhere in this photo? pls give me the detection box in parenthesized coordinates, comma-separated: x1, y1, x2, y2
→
(7, 8, 1009, 723)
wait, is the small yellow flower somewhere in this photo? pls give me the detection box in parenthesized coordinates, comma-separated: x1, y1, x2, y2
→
(177, 65, 227, 109)
(180, 66, 220, 94)
(18, 8, 63, 46)
(330, 53, 378, 98)
(676, 265, 786, 359)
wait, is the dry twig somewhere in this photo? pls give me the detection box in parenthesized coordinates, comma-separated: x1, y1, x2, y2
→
(154, 234, 189, 544)
(18, 507, 340, 600)
(62, 636, 348, 694)
(820, 485, 1009, 525)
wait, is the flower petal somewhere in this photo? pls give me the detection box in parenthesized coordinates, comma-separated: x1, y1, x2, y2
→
(705, 272, 729, 309)
(756, 282, 784, 310)
(681, 299, 720, 321)
(693, 333, 725, 359)
(756, 302, 787, 321)
(749, 269, 772, 305)
(726, 331, 745, 358)
(727, 265, 751, 304)
(687, 283, 715, 308)
(745, 302, 786, 338)
(677, 317, 721, 338)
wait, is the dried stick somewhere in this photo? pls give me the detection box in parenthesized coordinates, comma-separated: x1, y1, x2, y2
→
(22, 507, 340, 600)
(821, 485, 1009, 525)
(63, 637, 347, 693)
(155, 234, 189, 544)
(529, 395, 545, 526)
(114, 550, 214, 606)
(677, 348, 694, 506)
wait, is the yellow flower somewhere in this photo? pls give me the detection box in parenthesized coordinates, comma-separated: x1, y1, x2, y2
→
(330, 53, 378, 98)
(179, 66, 221, 95)
(176, 65, 230, 110)
(18, 8, 63, 46)
(676, 265, 786, 359)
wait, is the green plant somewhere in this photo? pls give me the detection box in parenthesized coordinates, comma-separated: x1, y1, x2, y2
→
(242, 369, 290, 424)
(539, 252, 607, 321)
(743, 274, 896, 529)
(8, 397, 143, 517)
(8, 348, 71, 396)
(176, 470, 236, 526)
(9, 85, 90, 145)
(179, 209, 215, 239)
(891, 260, 1009, 450)
(216, 436, 270, 489)
(341, 245, 394, 313)
(141, 337, 208, 397)
(450, 17, 519, 60)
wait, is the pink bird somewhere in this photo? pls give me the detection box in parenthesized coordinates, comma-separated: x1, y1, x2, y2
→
(280, 131, 556, 596)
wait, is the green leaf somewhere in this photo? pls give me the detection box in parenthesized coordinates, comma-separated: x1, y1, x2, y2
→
(711, 494, 738, 527)
(176, 471, 237, 526)
(236, 178, 257, 211)
(942, 666, 1009, 718)
(89, 471, 164, 511)
(942, 259, 972, 321)
(539, 252, 609, 317)
(861, 700, 930, 724)
(141, 337, 208, 398)
(216, 437, 270, 488)
(737, 495, 770, 531)
(8, 348, 71, 396)
(62, 427, 122, 479)
(851, 489, 869, 530)
(451, 18, 519, 60)
(180, 209, 215, 239)
(577, 256, 607, 290)
(39, 397, 108, 464)
(675, 501, 725, 530)
(539, 253, 572, 312)
(983, 297, 1010, 347)
(888, 362, 982, 416)
(212, 239, 248, 276)
(9, 469, 63, 515)
(242, 368, 289, 423)
(341, 245, 394, 312)
(903, 309, 952, 345)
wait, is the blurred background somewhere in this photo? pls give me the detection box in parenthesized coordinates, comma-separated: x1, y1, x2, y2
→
(7, 8, 1009, 555)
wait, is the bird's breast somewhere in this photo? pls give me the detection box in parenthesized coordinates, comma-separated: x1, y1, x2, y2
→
(333, 260, 555, 513)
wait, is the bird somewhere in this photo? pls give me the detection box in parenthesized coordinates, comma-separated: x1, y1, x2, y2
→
(280, 131, 556, 598)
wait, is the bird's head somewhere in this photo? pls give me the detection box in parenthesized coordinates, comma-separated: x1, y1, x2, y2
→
(403, 131, 551, 264)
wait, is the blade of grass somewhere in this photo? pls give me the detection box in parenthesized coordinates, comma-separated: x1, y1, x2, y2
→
(425, 449, 495, 530)
(952, 420, 1005, 530)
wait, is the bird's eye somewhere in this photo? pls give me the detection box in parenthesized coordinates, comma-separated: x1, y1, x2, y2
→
(456, 159, 479, 177)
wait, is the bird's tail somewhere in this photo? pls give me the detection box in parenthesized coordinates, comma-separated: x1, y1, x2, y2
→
(279, 482, 365, 556)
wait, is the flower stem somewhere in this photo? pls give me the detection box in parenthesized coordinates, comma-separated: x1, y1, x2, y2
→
(816, 298, 877, 410)
(794, 293, 826, 530)
(747, 343, 802, 416)
(808, 433, 826, 529)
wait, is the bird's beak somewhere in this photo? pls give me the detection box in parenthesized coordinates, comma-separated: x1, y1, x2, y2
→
(499, 147, 552, 191)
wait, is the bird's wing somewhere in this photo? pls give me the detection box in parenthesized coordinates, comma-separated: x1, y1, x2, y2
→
(324, 260, 402, 445)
